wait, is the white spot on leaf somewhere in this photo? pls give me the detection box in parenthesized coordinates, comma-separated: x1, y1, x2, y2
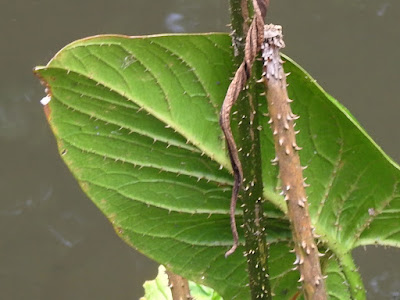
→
(40, 95, 51, 106)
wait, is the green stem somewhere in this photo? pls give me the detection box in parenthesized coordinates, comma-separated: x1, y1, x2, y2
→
(229, 0, 245, 32)
(322, 231, 366, 298)
(237, 66, 272, 300)
(229, 1, 271, 299)
(229, 0, 254, 62)
(340, 252, 366, 299)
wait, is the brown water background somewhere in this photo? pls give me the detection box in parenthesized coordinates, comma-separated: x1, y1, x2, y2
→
(1, 0, 399, 299)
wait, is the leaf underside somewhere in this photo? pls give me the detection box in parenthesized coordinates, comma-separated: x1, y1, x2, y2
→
(35, 33, 400, 299)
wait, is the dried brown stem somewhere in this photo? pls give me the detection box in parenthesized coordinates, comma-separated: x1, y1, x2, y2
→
(166, 269, 192, 300)
(262, 25, 327, 299)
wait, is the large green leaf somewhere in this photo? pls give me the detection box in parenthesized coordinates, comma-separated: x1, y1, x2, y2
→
(283, 66, 400, 251)
(35, 33, 400, 299)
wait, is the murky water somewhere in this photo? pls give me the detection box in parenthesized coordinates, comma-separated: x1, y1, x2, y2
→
(1, 0, 399, 299)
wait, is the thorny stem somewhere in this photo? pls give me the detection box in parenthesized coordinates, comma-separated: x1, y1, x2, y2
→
(224, 0, 266, 257)
(262, 25, 327, 299)
(225, 0, 271, 299)
(166, 269, 192, 300)
(236, 62, 272, 300)
(229, 0, 247, 57)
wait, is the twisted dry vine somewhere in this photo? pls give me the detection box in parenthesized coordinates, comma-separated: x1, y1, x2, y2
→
(220, 0, 267, 258)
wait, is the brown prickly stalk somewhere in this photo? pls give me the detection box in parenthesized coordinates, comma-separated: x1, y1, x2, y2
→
(262, 24, 327, 299)
(166, 269, 192, 300)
